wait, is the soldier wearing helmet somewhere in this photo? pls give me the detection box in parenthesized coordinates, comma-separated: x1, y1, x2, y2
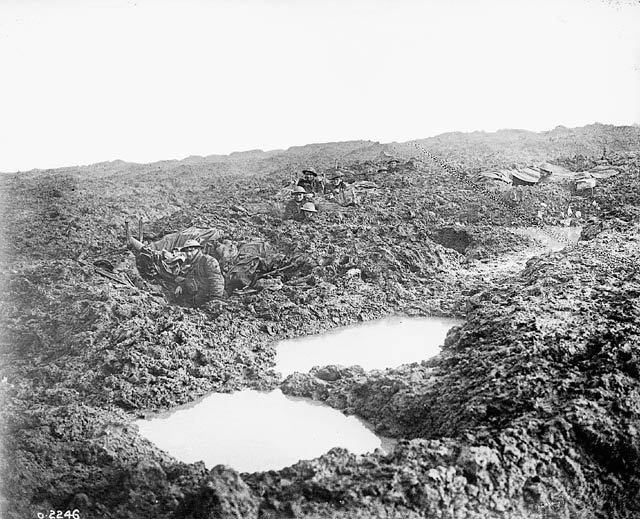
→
(326, 171, 357, 206)
(300, 201, 318, 221)
(174, 239, 225, 306)
(326, 171, 346, 198)
(297, 166, 324, 194)
(387, 158, 401, 171)
(284, 185, 307, 221)
(303, 189, 320, 210)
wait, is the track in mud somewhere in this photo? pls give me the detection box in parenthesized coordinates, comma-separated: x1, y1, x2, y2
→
(466, 225, 583, 279)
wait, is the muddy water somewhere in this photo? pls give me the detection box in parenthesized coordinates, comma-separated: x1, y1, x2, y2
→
(511, 225, 583, 251)
(276, 316, 462, 377)
(137, 316, 460, 472)
(136, 389, 384, 473)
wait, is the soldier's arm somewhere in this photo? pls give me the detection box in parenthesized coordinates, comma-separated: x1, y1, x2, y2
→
(204, 257, 225, 299)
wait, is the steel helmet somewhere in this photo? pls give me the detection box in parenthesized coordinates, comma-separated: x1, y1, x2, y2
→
(300, 202, 318, 213)
(331, 171, 344, 180)
(291, 185, 307, 194)
(302, 167, 317, 176)
(180, 239, 202, 251)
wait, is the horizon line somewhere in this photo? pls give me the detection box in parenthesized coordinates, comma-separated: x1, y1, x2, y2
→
(2, 121, 638, 175)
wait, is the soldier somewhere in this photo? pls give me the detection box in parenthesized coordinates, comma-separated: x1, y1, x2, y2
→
(214, 239, 284, 292)
(326, 171, 356, 206)
(300, 202, 318, 221)
(284, 185, 307, 220)
(174, 239, 225, 306)
(303, 189, 320, 211)
(326, 171, 346, 196)
(297, 167, 324, 194)
(388, 158, 401, 171)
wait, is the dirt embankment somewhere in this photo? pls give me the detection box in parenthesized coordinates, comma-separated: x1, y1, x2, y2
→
(1, 128, 639, 518)
(273, 224, 640, 517)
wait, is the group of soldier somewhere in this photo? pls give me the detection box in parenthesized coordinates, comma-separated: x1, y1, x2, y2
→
(283, 166, 356, 221)
(127, 159, 403, 307)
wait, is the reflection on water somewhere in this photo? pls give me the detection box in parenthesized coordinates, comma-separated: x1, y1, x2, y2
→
(137, 316, 461, 473)
(275, 316, 461, 377)
(136, 389, 383, 473)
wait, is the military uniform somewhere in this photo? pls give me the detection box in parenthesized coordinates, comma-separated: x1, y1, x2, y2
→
(297, 177, 324, 194)
(178, 251, 225, 306)
(284, 199, 304, 221)
(135, 227, 223, 282)
(326, 179, 346, 195)
(222, 241, 278, 291)
(326, 179, 356, 206)
(297, 166, 324, 194)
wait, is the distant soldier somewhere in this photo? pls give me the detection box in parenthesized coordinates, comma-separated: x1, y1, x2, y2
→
(387, 158, 401, 171)
(326, 171, 346, 196)
(303, 189, 319, 211)
(508, 185, 524, 204)
(326, 171, 357, 206)
(300, 202, 318, 221)
(297, 167, 324, 194)
(284, 185, 307, 220)
(174, 239, 225, 306)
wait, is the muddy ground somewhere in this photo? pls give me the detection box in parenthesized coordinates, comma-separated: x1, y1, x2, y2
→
(1, 124, 639, 518)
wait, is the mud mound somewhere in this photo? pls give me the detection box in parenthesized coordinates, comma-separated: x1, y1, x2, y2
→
(276, 225, 640, 517)
(3, 259, 282, 411)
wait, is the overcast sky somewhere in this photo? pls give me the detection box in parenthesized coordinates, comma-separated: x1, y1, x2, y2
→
(0, 0, 638, 172)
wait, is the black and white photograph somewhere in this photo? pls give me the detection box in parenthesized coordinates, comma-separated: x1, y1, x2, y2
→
(1, 0, 639, 517)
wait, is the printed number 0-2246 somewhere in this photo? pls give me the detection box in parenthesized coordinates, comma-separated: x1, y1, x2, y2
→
(37, 510, 80, 519)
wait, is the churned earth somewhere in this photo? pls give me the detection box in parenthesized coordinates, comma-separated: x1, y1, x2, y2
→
(1, 124, 639, 518)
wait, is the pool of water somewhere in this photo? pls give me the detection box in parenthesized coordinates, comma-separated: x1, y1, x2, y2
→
(137, 316, 461, 473)
(275, 316, 461, 377)
(136, 389, 384, 473)
(512, 226, 583, 252)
